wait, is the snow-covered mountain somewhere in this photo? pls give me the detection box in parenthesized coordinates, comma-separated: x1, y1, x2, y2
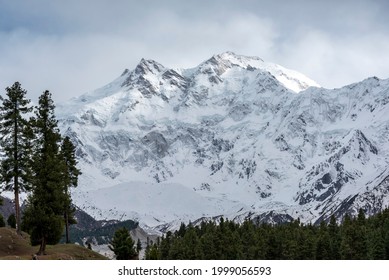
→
(57, 51, 389, 231)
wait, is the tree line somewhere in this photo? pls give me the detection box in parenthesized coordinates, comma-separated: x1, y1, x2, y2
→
(0, 82, 81, 255)
(144, 209, 389, 260)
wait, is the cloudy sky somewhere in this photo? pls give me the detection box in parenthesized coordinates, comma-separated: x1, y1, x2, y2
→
(1, 0, 389, 102)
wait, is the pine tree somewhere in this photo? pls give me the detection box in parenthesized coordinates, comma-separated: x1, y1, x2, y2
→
(316, 221, 331, 259)
(7, 213, 16, 228)
(61, 136, 81, 243)
(328, 215, 341, 259)
(354, 209, 368, 259)
(240, 220, 259, 259)
(368, 229, 386, 259)
(22, 90, 67, 255)
(382, 219, 389, 259)
(109, 227, 137, 260)
(144, 237, 151, 259)
(0, 213, 5, 227)
(0, 82, 33, 235)
(296, 224, 316, 260)
(339, 209, 368, 260)
(146, 243, 160, 260)
(200, 225, 218, 259)
(340, 214, 358, 259)
(136, 238, 142, 254)
(266, 227, 282, 259)
(282, 224, 299, 259)
(182, 225, 202, 259)
(159, 232, 172, 259)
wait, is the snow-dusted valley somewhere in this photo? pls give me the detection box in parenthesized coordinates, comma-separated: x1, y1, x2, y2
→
(56, 52, 389, 232)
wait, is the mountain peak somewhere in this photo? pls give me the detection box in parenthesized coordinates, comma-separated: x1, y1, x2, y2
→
(202, 51, 264, 70)
(134, 58, 166, 76)
(197, 51, 319, 92)
(215, 51, 264, 65)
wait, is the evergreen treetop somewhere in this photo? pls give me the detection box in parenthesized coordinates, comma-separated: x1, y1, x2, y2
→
(109, 227, 137, 260)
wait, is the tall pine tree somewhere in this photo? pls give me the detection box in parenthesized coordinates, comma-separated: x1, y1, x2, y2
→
(61, 136, 81, 243)
(23, 90, 67, 255)
(109, 227, 137, 260)
(0, 82, 33, 235)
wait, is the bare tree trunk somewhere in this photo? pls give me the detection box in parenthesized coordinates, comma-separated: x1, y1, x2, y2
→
(14, 110, 21, 236)
(65, 211, 70, 243)
(37, 237, 47, 256)
(14, 186, 21, 235)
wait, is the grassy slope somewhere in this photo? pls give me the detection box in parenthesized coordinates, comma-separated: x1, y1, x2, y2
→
(0, 227, 108, 260)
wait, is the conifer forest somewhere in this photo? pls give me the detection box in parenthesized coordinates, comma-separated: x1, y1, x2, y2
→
(145, 209, 389, 260)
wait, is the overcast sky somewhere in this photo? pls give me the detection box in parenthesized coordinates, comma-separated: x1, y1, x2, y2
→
(1, 0, 389, 102)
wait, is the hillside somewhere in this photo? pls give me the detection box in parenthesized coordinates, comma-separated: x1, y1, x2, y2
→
(1, 195, 148, 259)
(0, 227, 108, 260)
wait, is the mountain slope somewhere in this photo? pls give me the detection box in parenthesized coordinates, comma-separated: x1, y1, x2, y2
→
(56, 52, 389, 231)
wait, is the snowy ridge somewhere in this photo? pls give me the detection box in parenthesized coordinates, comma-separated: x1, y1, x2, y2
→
(57, 52, 389, 231)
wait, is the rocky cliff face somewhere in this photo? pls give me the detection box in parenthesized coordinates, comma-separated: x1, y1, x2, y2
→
(56, 52, 389, 231)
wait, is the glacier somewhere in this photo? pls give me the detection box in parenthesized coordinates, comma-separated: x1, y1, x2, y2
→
(56, 51, 389, 231)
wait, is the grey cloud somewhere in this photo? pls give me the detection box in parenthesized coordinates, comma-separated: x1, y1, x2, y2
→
(0, 0, 389, 102)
